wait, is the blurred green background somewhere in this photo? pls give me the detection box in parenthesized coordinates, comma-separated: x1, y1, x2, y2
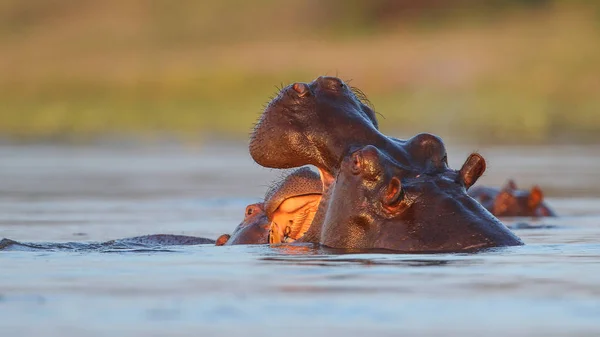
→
(1, 0, 599, 144)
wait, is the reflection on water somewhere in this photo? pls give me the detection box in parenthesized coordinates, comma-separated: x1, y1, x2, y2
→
(1, 143, 600, 337)
(261, 256, 472, 267)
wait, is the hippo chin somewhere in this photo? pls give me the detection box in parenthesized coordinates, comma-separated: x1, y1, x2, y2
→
(469, 180, 556, 217)
(320, 145, 523, 252)
(216, 167, 322, 246)
(249, 76, 523, 251)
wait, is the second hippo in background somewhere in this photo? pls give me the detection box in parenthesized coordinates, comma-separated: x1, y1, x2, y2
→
(469, 180, 556, 217)
(216, 167, 322, 246)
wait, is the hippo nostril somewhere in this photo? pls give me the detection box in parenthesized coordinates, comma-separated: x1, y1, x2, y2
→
(292, 83, 309, 97)
(351, 152, 362, 175)
(245, 205, 257, 217)
(316, 76, 345, 91)
(245, 204, 263, 219)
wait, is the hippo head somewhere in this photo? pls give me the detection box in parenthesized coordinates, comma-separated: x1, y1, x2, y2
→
(216, 203, 270, 246)
(319, 145, 523, 252)
(249, 76, 380, 187)
(487, 180, 555, 217)
(216, 167, 323, 246)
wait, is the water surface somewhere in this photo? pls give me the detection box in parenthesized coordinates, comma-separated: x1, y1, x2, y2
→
(1, 143, 600, 336)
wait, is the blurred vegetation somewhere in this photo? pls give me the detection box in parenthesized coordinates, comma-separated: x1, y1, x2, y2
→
(1, 0, 599, 144)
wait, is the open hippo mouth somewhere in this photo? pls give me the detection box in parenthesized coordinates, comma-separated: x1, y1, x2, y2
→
(249, 76, 459, 244)
(215, 167, 323, 246)
(263, 167, 322, 243)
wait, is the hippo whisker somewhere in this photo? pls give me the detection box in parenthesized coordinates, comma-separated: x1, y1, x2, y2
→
(350, 86, 374, 108)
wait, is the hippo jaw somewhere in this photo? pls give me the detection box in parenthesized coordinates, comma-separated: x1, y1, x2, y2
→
(267, 194, 321, 243)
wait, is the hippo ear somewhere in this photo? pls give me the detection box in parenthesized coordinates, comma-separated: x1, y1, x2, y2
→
(458, 153, 486, 190)
(528, 186, 544, 209)
(505, 179, 518, 190)
(215, 234, 230, 246)
(493, 191, 513, 215)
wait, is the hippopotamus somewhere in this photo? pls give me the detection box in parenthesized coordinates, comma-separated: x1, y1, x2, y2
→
(469, 180, 556, 217)
(249, 75, 523, 251)
(319, 145, 523, 251)
(216, 167, 322, 245)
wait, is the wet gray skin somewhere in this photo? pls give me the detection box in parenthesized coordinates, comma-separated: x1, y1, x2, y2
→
(469, 180, 557, 217)
(319, 145, 524, 252)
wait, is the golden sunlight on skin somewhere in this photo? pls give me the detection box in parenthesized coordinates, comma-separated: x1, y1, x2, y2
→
(268, 194, 322, 244)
